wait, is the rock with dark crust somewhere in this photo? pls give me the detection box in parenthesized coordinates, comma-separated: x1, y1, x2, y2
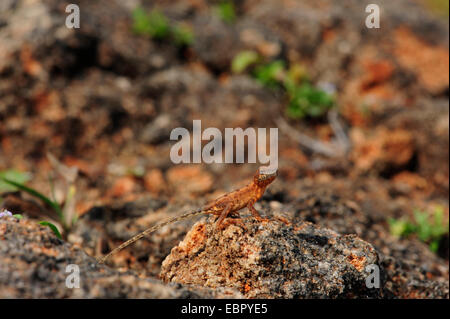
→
(160, 218, 383, 298)
(0, 216, 242, 298)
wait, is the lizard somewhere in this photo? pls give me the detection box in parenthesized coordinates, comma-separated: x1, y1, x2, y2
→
(97, 167, 277, 264)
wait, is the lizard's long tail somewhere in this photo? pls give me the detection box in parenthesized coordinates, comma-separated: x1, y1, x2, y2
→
(97, 209, 207, 264)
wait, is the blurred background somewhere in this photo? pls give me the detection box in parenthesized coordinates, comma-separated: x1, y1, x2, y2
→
(0, 0, 448, 297)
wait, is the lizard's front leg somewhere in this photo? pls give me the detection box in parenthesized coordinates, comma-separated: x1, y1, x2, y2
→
(247, 201, 269, 222)
(215, 203, 232, 229)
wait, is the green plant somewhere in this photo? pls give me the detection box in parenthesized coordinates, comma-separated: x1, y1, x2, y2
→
(0, 209, 23, 221)
(172, 24, 194, 47)
(132, 7, 194, 47)
(231, 50, 260, 74)
(424, 0, 449, 17)
(132, 7, 170, 39)
(0, 156, 79, 239)
(214, 1, 236, 23)
(286, 63, 309, 85)
(38, 221, 62, 239)
(0, 169, 31, 191)
(285, 82, 335, 118)
(231, 51, 335, 119)
(388, 206, 449, 253)
(2, 177, 64, 218)
(1, 176, 64, 239)
(252, 60, 286, 89)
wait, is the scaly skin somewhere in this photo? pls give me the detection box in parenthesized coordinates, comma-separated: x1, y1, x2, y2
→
(97, 167, 277, 264)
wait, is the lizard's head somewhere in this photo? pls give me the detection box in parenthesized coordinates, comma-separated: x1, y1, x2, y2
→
(254, 167, 278, 187)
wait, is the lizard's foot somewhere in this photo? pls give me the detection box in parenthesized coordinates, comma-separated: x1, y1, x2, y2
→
(253, 216, 270, 223)
(215, 217, 246, 230)
(248, 208, 270, 223)
(247, 204, 270, 223)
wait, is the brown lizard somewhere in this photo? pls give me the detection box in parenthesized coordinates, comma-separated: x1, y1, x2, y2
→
(97, 167, 277, 264)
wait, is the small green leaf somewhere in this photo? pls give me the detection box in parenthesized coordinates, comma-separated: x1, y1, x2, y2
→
(413, 209, 432, 241)
(432, 206, 447, 237)
(0, 177, 63, 220)
(13, 214, 23, 220)
(232, 51, 260, 74)
(286, 82, 334, 119)
(132, 7, 170, 39)
(172, 24, 194, 47)
(0, 170, 31, 191)
(253, 60, 285, 89)
(388, 207, 449, 254)
(429, 239, 440, 253)
(215, 1, 236, 24)
(388, 218, 407, 237)
(39, 221, 62, 239)
(132, 7, 151, 35)
(286, 63, 309, 86)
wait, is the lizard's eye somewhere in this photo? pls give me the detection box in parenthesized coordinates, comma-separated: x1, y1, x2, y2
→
(258, 174, 267, 181)
(255, 167, 277, 184)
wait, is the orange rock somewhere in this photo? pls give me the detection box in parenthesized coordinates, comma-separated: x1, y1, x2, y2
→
(280, 147, 308, 167)
(347, 253, 366, 272)
(382, 129, 414, 166)
(350, 127, 414, 172)
(393, 27, 449, 94)
(322, 28, 336, 43)
(63, 156, 95, 178)
(20, 45, 43, 77)
(360, 59, 395, 91)
(393, 172, 428, 190)
(33, 90, 64, 121)
(144, 169, 167, 195)
(166, 166, 213, 196)
(110, 176, 136, 198)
